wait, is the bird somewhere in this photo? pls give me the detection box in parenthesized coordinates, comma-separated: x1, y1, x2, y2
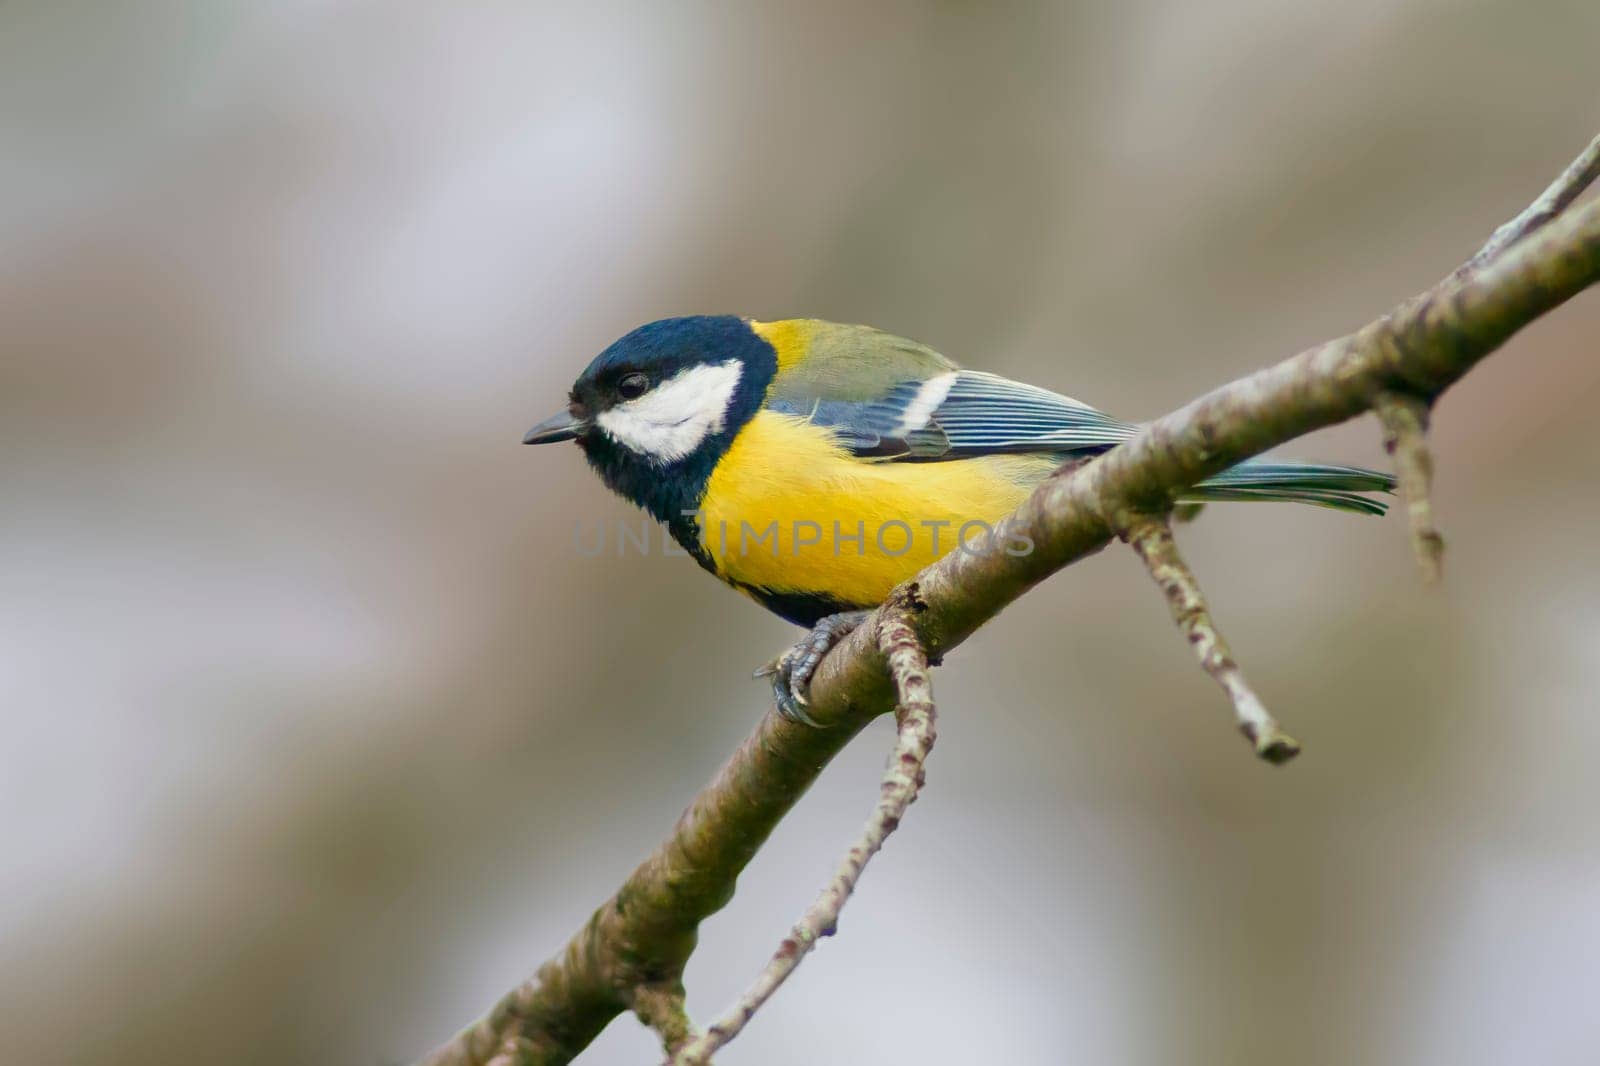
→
(523, 316, 1394, 722)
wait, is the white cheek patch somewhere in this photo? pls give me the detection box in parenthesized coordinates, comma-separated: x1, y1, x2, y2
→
(596, 359, 744, 463)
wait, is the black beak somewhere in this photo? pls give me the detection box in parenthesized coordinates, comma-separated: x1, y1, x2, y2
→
(522, 409, 588, 445)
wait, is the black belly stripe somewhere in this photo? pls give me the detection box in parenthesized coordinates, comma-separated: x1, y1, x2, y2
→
(738, 585, 866, 628)
(668, 509, 866, 627)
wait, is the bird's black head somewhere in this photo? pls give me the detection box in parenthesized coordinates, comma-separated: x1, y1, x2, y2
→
(522, 315, 778, 522)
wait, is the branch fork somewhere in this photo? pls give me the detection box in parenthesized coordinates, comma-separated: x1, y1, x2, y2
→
(422, 134, 1600, 1066)
(670, 589, 939, 1065)
(1375, 133, 1600, 585)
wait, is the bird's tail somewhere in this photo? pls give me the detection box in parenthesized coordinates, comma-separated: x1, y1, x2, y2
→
(1184, 459, 1396, 516)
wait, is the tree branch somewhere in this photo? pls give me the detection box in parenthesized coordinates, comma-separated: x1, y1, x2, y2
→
(1379, 130, 1600, 585)
(1375, 391, 1445, 583)
(670, 592, 938, 1065)
(1119, 514, 1299, 763)
(1455, 133, 1600, 277)
(421, 137, 1600, 1066)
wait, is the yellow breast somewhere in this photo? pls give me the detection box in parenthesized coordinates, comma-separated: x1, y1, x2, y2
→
(698, 410, 1056, 608)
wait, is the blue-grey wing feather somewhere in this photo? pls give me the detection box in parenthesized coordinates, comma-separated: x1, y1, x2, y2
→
(769, 370, 1135, 460)
(760, 336, 1393, 515)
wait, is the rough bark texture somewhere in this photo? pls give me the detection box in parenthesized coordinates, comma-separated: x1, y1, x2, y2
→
(1119, 515, 1298, 762)
(422, 139, 1600, 1066)
(670, 593, 939, 1065)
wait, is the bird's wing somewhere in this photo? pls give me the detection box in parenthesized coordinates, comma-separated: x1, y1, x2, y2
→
(754, 323, 1393, 514)
(757, 321, 1135, 460)
(898, 370, 1137, 459)
(771, 367, 1136, 460)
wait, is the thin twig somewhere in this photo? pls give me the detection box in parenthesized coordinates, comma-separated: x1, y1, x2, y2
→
(1457, 133, 1600, 276)
(1376, 391, 1445, 583)
(1396, 135, 1600, 581)
(671, 594, 938, 1066)
(1120, 515, 1300, 764)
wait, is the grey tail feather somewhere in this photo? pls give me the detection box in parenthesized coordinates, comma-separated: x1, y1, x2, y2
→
(1184, 460, 1396, 516)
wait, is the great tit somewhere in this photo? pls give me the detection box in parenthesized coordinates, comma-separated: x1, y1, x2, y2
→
(524, 316, 1393, 721)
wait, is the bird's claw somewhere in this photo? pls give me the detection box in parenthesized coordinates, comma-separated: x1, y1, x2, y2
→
(759, 610, 872, 727)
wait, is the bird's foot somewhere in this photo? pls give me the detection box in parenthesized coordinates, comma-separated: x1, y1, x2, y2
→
(754, 610, 872, 726)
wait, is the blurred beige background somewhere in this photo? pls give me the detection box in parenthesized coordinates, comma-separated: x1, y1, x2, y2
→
(4, 2, 1599, 1064)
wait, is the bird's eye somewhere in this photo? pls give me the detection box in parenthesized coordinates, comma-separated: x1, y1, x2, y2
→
(617, 372, 649, 400)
